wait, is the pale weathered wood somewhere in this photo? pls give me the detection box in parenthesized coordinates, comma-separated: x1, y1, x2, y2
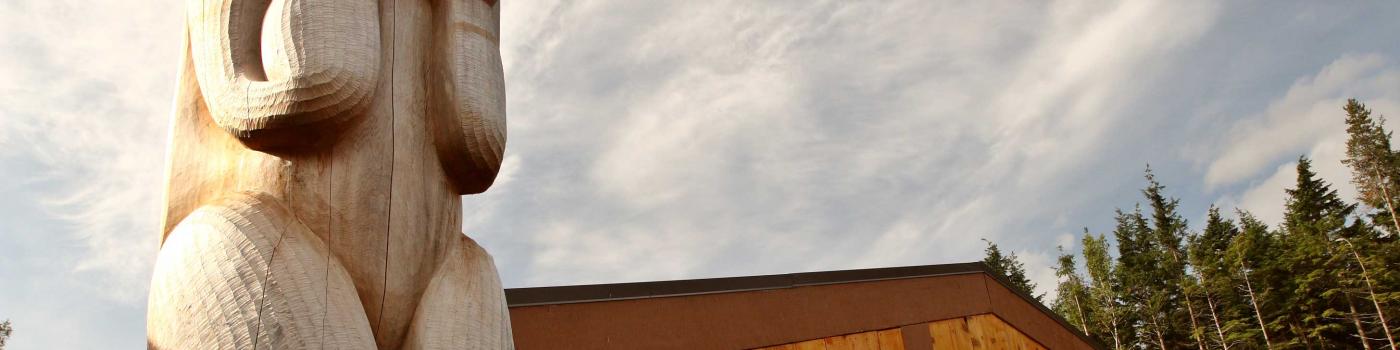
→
(151, 0, 512, 348)
(147, 193, 376, 349)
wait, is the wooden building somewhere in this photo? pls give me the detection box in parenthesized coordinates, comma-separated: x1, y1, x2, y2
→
(504, 262, 1102, 349)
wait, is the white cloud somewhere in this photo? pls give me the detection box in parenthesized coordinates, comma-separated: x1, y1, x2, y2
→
(1209, 55, 1400, 226)
(1205, 54, 1400, 190)
(1223, 134, 1365, 227)
(3, 0, 1400, 348)
(493, 0, 1228, 288)
(0, 1, 179, 302)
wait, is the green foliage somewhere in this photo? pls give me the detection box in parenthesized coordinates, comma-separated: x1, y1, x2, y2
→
(1342, 98, 1400, 236)
(1188, 207, 1247, 348)
(1046, 100, 1400, 349)
(1278, 156, 1359, 347)
(1052, 245, 1093, 336)
(1228, 210, 1285, 349)
(1083, 231, 1130, 349)
(982, 239, 1043, 302)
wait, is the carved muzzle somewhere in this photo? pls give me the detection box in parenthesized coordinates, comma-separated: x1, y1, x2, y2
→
(186, 0, 381, 150)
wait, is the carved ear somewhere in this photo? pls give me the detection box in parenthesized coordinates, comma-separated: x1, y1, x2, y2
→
(186, 0, 381, 151)
(429, 0, 506, 194)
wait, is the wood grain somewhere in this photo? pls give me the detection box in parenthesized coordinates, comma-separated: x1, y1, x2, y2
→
(929, 317, 974, 350)
(151, 0, 512, 348)
(757, 314, 1048, 350)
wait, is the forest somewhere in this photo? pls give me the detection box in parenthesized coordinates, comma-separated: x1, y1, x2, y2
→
(984, 99, 1400, 349)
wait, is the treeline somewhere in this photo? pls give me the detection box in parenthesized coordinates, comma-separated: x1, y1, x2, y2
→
(986, 100, 1400, 349)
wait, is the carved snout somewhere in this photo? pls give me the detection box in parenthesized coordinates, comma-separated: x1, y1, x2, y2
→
(429, 0, 506, 194)
(187, 0, 381, 150)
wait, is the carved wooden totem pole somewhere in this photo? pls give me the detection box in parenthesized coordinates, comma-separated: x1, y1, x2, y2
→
(147, 0, 512, 348)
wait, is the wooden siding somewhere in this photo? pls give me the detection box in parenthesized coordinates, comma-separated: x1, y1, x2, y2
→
(755, 314, 1045, 350)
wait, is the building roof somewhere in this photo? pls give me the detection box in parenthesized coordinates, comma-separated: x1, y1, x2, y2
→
(504, 262, 1104, 349)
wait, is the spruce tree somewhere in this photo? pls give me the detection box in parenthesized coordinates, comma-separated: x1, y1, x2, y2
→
(1279, 156, 1359, 348)
(1342, 98, 1400, 237)
(1141, 169, 1202, 349)
(1114, 206, 1161, 348)
(1228, 211, 1281, 349)
(1190, 206, 1246, 349)
(982, 239, 1043, 302)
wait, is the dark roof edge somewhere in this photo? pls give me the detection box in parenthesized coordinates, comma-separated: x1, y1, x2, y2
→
(506, 262, 986, 307)
(504, 261, 1104, 349)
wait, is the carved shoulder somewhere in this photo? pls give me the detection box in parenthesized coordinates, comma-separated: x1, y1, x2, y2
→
(147, 192, 375, 350)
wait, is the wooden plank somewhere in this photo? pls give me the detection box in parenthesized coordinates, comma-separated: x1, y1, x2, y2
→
(825, 333, 854, 350)
(901, 323, 933, 350)
(847, 331, 882, 350)
(965, 315, 996, 349)
(876, 329, 905, 350)
(795, 339, 829, 350)
(970, 314, 1041, 350)
(929, 317, 975, 350)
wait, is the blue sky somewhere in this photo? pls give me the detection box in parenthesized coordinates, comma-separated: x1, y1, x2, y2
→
(3, 0, 1400, 348)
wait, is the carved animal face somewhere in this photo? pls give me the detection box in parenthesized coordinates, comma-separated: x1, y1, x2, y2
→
(184, 0, 507, 194)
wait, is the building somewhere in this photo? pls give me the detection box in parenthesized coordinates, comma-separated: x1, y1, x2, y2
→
(505, 262, 1101, 349)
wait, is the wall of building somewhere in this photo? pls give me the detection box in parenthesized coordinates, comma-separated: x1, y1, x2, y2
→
(754, 314, 1045, 350)
(506, 267, 1099, 349)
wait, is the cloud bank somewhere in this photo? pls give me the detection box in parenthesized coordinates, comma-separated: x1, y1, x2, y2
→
(1, 0, 1398, 348)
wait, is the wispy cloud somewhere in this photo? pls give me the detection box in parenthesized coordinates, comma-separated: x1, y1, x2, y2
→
(1206, 54, 1400, 190)
(0, 1, 180, 301)
(2, 1, 1400, 349)
(488, 0, 1226, 293)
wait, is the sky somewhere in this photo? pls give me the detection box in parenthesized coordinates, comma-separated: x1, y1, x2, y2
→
(2, 0, 1399, 348)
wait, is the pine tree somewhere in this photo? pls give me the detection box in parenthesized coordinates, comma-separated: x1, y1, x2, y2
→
(1342, 98, 1400, 237)
(1332, 222, 1397, 349)
(1141, 169, 1204, 349)
(1228, 211, 1280, 349)
(1279, 156, 1359, 348)
(1114, 206, 1164, 349)
(982, 239, 1043, 302)
(1189, 206, 1245, 349)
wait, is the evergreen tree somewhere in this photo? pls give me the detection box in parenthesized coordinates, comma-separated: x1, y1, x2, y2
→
(1189, 206, 1246, 349)
(1113, 206, 1161, 348)
(1338, 98, 1400, 348)
(1341, 98, 1400, 237)
(982, 239, 1043, 302)
(1141, 169, 1204, 350)
(1227, 211, 1281, 349)
(1279, 156, 1360, 348)
(1332, 221, 1397, 349)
